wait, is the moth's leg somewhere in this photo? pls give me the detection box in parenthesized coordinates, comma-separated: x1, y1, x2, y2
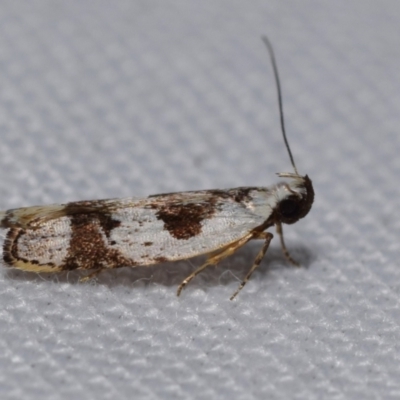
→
(275, 222, 299, 266)
(176, 233, 254, 296)
(230, 231, 273, 300)
(79, 269, 104, 283)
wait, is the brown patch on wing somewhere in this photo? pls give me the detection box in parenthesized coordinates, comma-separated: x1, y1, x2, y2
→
(97, 214, 121, 238)
(3, 228, 24, 265)
(203, 188, 255, 203)
(148, 188, 257, 206)
(149, 188, 259, 240)
(153, 256, 168, 263)
(63, 199, 115, 217)
(154, 201, 217, 240)
(62, 213, 133, 271)
(230, 188, 253, 203)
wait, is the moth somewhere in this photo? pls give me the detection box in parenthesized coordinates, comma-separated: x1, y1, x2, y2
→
(0, 37, 314, 300)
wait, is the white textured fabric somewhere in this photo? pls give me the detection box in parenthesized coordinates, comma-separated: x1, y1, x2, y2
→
(0, 1, 399, 399)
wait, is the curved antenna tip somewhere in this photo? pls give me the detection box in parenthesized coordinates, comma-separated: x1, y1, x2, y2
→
(262, 35, 299, 176)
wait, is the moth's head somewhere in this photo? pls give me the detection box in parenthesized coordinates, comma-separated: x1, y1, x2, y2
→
(273, 173, 314, 225)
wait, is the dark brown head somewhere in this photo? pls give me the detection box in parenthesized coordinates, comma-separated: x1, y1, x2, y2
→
(274, 174, 314, 225)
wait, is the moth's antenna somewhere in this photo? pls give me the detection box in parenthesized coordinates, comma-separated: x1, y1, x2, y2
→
(262, 36, 299, 175)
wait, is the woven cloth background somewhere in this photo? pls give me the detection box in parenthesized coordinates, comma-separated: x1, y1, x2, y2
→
(0, 1, 399, 399)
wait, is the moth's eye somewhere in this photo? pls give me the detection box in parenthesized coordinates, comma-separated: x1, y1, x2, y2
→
(279, 197, 299, 218)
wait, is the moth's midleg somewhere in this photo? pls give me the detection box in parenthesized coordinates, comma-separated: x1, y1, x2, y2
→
(230, 231, 273, 300)
(275, 222, 299, 266)
(176, 233, 255, 296)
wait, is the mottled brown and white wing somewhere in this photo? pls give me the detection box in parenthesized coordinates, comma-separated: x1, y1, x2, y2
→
(1, 188, 272, 272)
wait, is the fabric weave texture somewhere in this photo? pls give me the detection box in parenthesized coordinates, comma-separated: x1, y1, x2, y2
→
(0, 1, 399, 399)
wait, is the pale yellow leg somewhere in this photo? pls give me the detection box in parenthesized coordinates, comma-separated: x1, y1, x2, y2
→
(230, 231, 273, 300)
(275, 222, 299, 266)
(177, 232, 255, 296)
(79, 269, 103, 283)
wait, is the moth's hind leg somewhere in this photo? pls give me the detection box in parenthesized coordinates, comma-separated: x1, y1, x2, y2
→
(176, 232, 255, 296)
(230, 231, 273, 300)
(79, 268, 105, 283)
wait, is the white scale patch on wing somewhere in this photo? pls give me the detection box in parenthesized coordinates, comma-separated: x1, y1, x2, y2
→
(15, 218, 73, 266)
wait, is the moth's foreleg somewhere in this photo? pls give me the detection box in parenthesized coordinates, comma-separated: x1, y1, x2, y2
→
(176, 233, 254, 297)
(275, 222, 299, 266)
(230, 231, 273, 300)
